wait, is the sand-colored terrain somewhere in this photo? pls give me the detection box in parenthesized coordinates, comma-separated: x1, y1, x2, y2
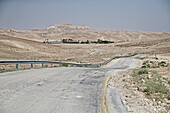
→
(109, 55, 170, 113)
(0, 24, 170, 63)
(0, 24, 170, 112)
(1, 24, 170, 42)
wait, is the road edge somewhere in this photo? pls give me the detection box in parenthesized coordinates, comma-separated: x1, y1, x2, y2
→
(101, 74, 111, 113)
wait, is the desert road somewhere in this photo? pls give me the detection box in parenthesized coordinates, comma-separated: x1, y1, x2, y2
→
(0, 57, 135, 113)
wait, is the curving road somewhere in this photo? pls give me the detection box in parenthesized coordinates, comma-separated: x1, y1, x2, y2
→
(0, 57, 135, 113)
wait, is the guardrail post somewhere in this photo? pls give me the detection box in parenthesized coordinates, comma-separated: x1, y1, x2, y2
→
(31, 63, 33, 68)
(16, 64, 18, 69)
(42, 63, 44, 67)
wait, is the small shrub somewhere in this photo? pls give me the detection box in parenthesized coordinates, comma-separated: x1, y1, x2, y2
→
(62, 63, 68, 67)
(158, 61, 167, 67)
(143, 61, 149, 65)
(143, 88, 150, 95)
(44, 64, 48, 68)
(136, 69, 148, 75)
(145, 82, 169, 95)
(78, 65, 83, 67)
(160, 64, 165, 67)
(141, 65, 147, 68)
(150, 61, 154, 64)
(0, 69, 17, 73)
(140, 57, 145, 60)
(146, 64, 150, 68)
(151, 65, 159, 68)
(160, 61, 166, 64)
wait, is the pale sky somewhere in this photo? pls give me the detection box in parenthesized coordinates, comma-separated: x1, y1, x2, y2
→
(0, 0, 170, 32)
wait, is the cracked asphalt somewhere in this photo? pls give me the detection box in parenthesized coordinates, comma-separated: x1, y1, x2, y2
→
(0, 57, 135, 113)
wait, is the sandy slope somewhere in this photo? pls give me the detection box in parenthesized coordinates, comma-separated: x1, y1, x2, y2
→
(0, 24, 170, 42)
(0, 24, 170, 64)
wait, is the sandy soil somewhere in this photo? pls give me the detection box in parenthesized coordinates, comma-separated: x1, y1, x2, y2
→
(0, 34, 170, 63)
(108, 55, 170, 113)
(0, 25, 170, 64)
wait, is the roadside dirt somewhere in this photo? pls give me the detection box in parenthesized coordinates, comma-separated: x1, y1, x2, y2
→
(108, 55, 170, 113)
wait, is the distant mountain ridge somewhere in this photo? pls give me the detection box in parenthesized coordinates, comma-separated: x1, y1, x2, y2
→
(0, 24, 170, 42)
(46, 24, 90, 30)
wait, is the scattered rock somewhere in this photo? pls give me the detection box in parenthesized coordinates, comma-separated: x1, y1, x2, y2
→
(158, 101, 161, 105)
(161, 103, 166, 106)
(141, 79, 145, 83)
(109, 62, 170, 113)
(133, 87, 138, 91)
(147, 74, 152, 79)
(153, 108, 157, 111)
(166, 100, 170, 104)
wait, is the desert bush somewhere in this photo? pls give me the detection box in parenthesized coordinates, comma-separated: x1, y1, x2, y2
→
(0, 69, 17, 73)
(160, 61, 166, 64)
(146, 64, 150, 68)
(144, 82, 169, 95)
(122, 79, 126, 82)
(142, 60, 169, 68)
(62, 63, 68, 67)
(44, 64, 48, 68)
(141, 65, 147, 68)
(143, 60, 149, 65)
(150, 61, 154, 64)
(136, 69, 148, 75)
(151, 65, 159, 68)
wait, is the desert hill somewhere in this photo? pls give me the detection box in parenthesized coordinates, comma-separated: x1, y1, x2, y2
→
(0, 24, 170, 42)
(0, 24, 170, 64)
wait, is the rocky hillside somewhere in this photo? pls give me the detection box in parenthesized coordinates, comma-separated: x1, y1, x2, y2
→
(0, 24, 170, 42)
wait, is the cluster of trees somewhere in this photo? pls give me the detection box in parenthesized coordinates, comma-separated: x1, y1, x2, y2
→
(91, 39, 114, 44)
(62, 39, 79, 44)
(43, 39, 62, 44)
(43, 38, 114, 44)
(62, 39, 114, 44)
(43, 39, 50, 44)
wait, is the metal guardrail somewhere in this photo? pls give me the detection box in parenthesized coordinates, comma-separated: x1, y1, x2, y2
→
(0, 52, 137, 69)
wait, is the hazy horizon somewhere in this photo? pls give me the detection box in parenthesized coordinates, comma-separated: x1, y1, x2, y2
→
(0, 0, 170, 32)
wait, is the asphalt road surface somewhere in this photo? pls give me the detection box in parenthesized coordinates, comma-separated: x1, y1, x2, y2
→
(0, 57, 135, 113)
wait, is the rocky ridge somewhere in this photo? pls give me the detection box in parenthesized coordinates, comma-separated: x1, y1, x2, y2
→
(0, 24, 170, 43)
